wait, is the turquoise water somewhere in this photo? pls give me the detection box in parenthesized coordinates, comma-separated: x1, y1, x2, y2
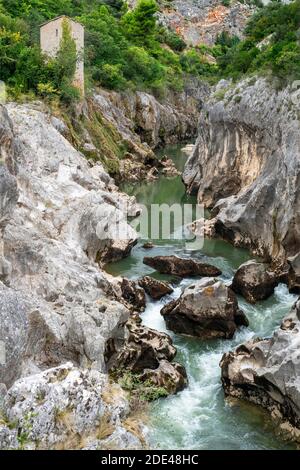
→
(106, 144, 298, 450)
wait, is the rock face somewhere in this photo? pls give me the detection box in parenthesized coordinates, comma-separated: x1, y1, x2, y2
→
(0, 103, 140, 376)
(157, 0, 255, 46)
(220, 299, 300, 439)
(0, 103, 149, 449)
(0, 363, 144, 450)
(161, 278, 248, 339)
(86, 83, 207, 182)
(138, 276, 174, 300)
(232, 260, 279, 304)
(93, 84, 203, 150)
(143, 255, 221, 277)
(0, 283, 29, 388)
(183, 78, 300, 265)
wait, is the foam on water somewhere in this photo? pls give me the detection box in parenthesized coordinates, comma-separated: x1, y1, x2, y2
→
(142, 280, 297, 450)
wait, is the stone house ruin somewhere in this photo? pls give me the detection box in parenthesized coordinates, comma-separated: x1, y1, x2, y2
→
(40, 15, 84, 95)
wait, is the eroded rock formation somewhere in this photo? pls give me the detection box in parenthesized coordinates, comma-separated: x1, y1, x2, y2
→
(106, 316, 187, 396)
(220, 299, 300, 441)
(0, 101, 190, 450)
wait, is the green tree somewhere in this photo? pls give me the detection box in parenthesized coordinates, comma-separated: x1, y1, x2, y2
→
(54, 19, 80, 103)
(121, 0, 158, 49)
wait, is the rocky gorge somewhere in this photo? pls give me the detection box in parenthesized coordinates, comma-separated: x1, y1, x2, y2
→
(182, 76, 300, 442)
(2, 3, 300, 447)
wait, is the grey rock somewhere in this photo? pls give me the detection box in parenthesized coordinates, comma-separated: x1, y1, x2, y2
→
(1, 363, 145, 450)
(0, 425, 18, 450)
(140, 360, 188, 396)
(138, 276, 174, 300)
(50, 116, 69, 137)
(157, 0, 255, 47)
(287, 253, 300, 294)
(107, 315, 187, 398)
(108, 316, 177, 373)
(220, 299, 300, 438)
(143, 255, 221, 277)
(120, 278, 146, 312)
(0, 283, 29, 388)
(232, 260, 279, 303)
(161, 278, 248, 339)
(0, 103, 139, 377)
(0, 165, 18, 230)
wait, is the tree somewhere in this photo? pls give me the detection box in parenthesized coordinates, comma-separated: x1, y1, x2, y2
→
(53, 19, 80, 103)
(121, 0, 158, 49)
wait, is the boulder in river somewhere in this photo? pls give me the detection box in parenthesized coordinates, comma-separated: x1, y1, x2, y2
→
(161, 278, 248, 339)
(143, 255, 221, 278)
(138, 276, 173, 300)
(108, 317, 176, 372)
(140, 360, 188, 396)
(106, 317, 187, 396)
(231, 260, 279, 304)
(220, 298, 300, 440)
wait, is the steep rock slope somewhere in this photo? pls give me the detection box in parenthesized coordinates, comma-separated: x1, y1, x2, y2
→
(59, 82, 207, 182)
(183, 78, 300, 266)
(157, 0, 255, 46)
(0, 102, 138, 381)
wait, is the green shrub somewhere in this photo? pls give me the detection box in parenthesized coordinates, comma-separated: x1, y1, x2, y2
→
(95, 63, 127, 89)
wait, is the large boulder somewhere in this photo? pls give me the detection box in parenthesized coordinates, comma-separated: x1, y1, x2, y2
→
(138, 276, 173, 300)
(0, 363, 145, 450)
(143, 255, 221, 278)
(108, 317, 177, 372)
(220, 299, 300, 440)
(231, 260, 279, 303)
(161, 278, 248, 339)
(140, 360, 188, 396)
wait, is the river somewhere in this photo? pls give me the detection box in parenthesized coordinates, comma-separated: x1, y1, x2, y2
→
(106, 144, 298, 450)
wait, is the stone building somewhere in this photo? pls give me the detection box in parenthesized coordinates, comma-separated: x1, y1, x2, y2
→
(40, 16, 84, 95)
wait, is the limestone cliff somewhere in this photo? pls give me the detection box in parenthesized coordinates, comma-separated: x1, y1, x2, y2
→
(0, 102, 184, 449)
(55, 82, 207, 182)
(183, 78, 300, 268)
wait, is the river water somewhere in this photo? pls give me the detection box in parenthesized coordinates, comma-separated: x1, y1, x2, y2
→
(106, 145, 298, 450)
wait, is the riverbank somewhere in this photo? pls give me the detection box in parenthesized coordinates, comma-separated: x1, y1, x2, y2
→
(105, 144, 298, 450)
